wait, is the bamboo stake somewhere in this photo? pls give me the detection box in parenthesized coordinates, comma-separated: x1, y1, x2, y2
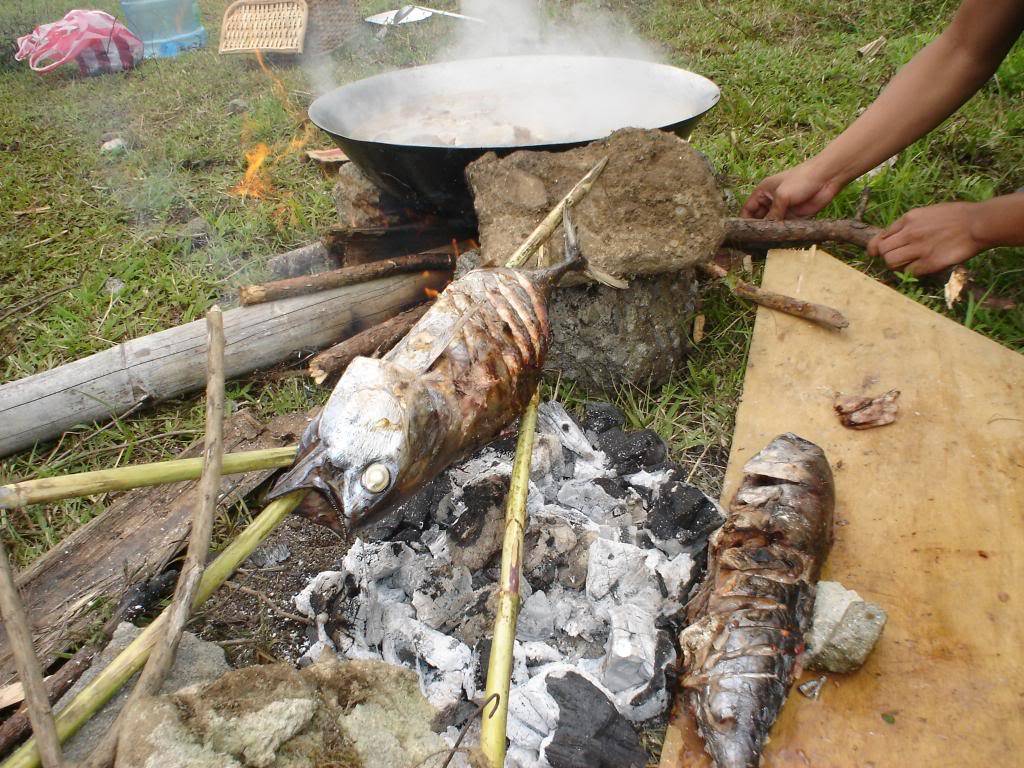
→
(0, 540, 63, 768)
(0, 488, 307, 768)
(0, 446, 296, 509)
(81, 308, 227, 768)
(480, 389, 541, 766)
(699, 262, 850, 331)
(505, 157, 608, 269)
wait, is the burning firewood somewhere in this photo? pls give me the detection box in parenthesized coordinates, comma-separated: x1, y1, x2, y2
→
(238, 252, 455, 306)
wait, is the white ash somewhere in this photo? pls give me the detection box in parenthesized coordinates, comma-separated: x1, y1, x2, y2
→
(292, 401, 723, 764)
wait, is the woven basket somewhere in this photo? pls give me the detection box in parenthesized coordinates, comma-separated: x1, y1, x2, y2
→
(303, 0, 360, 56)
(220, 0, 309, 54)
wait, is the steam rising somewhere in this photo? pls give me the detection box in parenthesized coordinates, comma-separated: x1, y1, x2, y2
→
(443, 0, 663, 62)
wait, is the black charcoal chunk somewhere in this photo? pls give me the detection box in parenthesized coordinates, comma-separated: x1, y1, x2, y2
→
(597, 428, 669, 475)
(544, 672, 647, 768)
(646, 481, 723, 545)
(582, 402, 626, 435)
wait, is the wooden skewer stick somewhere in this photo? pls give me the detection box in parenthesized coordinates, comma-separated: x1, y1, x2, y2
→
(80, 308, 227, 768)
(1, 490, 309, 768)
(699, 261, 850, 331)
(0, 447, 296, 509)
(0, 544, 64, 767)
(238, 254, 455, 306)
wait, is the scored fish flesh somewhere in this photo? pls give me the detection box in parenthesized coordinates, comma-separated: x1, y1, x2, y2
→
(267, 209, 588, 530)
(680, 433, 834, 768)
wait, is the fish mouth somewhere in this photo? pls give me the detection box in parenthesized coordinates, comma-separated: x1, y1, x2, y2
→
(266, 443, 346, 521)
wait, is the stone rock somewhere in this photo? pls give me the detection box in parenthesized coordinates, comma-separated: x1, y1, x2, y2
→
(333, 163, 392, 228)
(100, 137, 127, 155)
(805, 581, 887, 673)
(466, 127, 726, 280)
(596, 427, 669, 476)
(227, 98, 250, 115)
(58, 623, 230, 762)
(247, 541, 291, 569)
(547, 272, 697, 392)
(116, 656, 446, 768)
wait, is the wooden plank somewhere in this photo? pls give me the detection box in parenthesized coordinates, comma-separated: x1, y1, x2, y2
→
(662, 248, 1024, 767)
(0, 409, 312, 687)
(0, 271, 448, 457)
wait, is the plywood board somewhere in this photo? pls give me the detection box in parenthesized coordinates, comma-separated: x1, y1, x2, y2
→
(662, 249, 1024, 767)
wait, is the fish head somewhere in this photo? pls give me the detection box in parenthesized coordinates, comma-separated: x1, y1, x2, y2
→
(267, 357, 420, 530)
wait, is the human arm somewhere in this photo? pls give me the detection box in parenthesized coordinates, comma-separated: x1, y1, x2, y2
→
(742, 0, 1024, 220)
(867, 192, 1024, 275)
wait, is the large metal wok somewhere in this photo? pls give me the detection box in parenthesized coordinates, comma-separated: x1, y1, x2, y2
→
(309, 55, 720, 216)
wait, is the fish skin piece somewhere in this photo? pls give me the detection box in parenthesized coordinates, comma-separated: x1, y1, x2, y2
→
(267, 230, 586, 531)
(681, 433, 834, 768)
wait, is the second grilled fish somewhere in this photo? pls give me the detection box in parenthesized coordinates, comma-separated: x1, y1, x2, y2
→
(268, 210, 587, 530)
(680, 433, 834, 768)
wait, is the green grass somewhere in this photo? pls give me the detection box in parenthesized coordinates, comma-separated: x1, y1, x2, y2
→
(2, 0, 1022, 567)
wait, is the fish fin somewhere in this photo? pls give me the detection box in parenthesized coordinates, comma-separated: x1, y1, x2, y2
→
(411, 302, 481, 375)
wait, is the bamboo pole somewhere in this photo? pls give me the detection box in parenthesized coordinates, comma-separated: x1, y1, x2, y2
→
(0, 540, 64, 768)
(480, 389, 541, 766)
(81, 308, 227, 768)
(0, 447, 297, 509)
(0, 490, 307, 768)
(505, 157, 608, 269)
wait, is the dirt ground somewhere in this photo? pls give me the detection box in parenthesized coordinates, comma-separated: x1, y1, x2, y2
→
(195, 514, 351, 668)
(467, 127, 727, 278)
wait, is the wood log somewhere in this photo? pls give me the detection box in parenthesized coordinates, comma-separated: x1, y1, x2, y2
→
(307, 304, 431, 385)
(239, 253, 455, 306)
(723, 218, 881, 249)
(266, 242, 340, 279)
(0, 409, 311, 690)
(323, 222, 476, 264)
(0, 271, 448, 458)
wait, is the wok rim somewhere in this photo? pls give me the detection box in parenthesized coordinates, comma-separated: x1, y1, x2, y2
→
(308, 53, 721, 152)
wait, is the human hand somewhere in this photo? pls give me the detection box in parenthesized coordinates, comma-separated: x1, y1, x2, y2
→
(741, 162, 845, 220)
(867, 202, 985, 276)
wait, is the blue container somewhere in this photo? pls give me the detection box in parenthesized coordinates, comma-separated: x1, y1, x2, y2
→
(119, 0, 206, 58)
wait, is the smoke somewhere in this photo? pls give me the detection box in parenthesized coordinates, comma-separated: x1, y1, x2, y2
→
(443, 0, 663, 62)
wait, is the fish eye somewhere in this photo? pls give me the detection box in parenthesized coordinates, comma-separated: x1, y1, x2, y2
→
(360, 463, 391, 494)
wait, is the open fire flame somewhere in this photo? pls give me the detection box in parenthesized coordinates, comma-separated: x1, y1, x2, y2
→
(231, 142, 272, 199)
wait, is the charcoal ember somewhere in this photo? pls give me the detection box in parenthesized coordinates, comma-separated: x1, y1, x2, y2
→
(585, 539, 665, 620)
(644, 480, 725, 556)
(531, 431, 566, 501)
(364, 470, 448, 541)
(410, 564, 474, 633)
(582, 401, 626, 436)
(448, 473, 508, 572)
(381, 613, 475, 713)
(599, 604, 658, 692)
(506, 666, 646, 768)
(518, 590, 555, 641)
(556, 479, 631, 527)
(597, 427, 668, 475)
(537, 401, 609, 481)
(453, 586, 498, 648)
(613, 631, 678, 723)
